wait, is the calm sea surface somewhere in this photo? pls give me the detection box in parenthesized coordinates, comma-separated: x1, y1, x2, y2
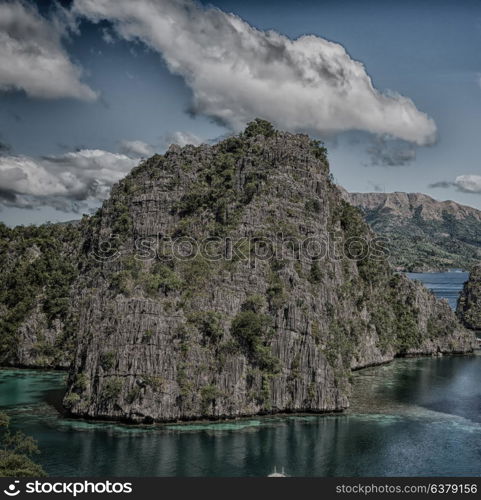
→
(406, 271, 468, 310)
(1, 272, 479, 477)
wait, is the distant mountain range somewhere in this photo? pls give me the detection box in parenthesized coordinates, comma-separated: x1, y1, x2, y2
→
(345, 191, 481, 272)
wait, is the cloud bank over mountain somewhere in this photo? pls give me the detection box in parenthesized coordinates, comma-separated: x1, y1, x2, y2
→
(0, 0, 445, 217)
(73, 0, 437, 145)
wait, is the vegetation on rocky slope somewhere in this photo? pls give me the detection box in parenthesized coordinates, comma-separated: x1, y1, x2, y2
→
(457, 265, 481, 332)
(0, 412, 45, 477)
(0, 120, 475, 423)
(61, 120, 474, 422)
(0, 222, 82, 366)
(348, 192, 481, 272)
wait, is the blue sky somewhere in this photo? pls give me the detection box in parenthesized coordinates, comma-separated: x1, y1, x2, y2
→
(1, 0, 481, 226)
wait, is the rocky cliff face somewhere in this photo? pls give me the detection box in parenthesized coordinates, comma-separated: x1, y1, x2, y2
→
(0, 222, 82, 368)
(0, 121, 476, 422)
(346, 192, 481, 271)
(457, 265, 481, 334)
(55, 120, 475, 422)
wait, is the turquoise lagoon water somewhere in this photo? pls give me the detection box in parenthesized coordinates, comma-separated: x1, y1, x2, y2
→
(1, 272, 479, 477)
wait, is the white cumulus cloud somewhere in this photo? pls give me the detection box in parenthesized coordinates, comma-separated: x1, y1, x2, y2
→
(120, 140, 155, 157)
(430, 174, 481, 194)
(164, 131, 203, 148)
(0, 149, 138, 211)
(73, 0, 436, 145)
(454, 175, 481, 193)
(0, 1, 97, 100)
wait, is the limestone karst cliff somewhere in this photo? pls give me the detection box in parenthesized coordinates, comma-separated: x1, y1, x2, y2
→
(0, 120, 476, 423)
(457, 264, 481, 334)
(0, 222, 82, 368)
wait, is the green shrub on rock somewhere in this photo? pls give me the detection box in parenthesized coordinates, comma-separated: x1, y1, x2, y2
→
(231, 311, 279, 373)
(101, 378, 123, 401)
(243, 118, 276, 138)
(0, 412, 46, 477)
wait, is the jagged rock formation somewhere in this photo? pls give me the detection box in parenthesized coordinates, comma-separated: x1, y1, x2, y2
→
(457, 265, 481, 334)
(0, 223, 82, 368)
(62, 121, 475, 422)
(346, 192, 481, 272)
(0, 121, 476, 423)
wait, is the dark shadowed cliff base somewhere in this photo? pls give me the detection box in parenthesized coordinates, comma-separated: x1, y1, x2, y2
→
(0, 121, 476, 424)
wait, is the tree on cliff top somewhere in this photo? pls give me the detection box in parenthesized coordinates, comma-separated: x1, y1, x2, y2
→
(243, 118, 276, 138)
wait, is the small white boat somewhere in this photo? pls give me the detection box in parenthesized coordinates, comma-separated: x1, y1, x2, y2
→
(268, 466, 288, 477)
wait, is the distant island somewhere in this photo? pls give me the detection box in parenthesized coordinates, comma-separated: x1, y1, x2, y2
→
(346, 192, 481, 272)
